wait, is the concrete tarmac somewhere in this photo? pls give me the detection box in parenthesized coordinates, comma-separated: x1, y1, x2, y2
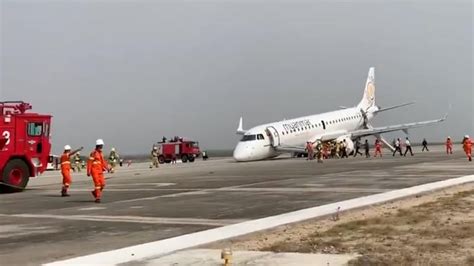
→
(0, 145, 472, 265)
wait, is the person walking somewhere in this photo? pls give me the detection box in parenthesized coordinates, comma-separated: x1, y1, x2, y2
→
(341, 140, 349, 158)
(305, 141, 314, 160)
(463, 135, 472, 162)
(87, 139, 108, 203)
(374, 139, 382, 157)
(404, 137, 414, 156)
(108, 147, 120, 173)
(364, 139, 370, 158)
(60, 145, 83, 197)
(150, 146, 160, 168)
(73, 152, 82, 172)
(353, 138, 363, 157)
(392, 138, 403, 156)
(422, 138, 429, 152)
(446, 137, 453, 154)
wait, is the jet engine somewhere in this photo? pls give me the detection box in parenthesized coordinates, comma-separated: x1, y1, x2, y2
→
(335, 135, 354, 155)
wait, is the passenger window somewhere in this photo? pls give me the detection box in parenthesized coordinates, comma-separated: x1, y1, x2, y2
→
(27, 122, 43, 136)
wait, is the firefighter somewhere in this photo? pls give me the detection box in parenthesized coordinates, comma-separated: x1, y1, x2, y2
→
(335, 141, 341, 158)
(463, 135, 472, 162)
(108, 147, 120, 173)
(60, 145, 83, 197)
(374, 139, 383, 157)
(73, 152, 82, 172)
(87, 139, 109, 203)
(446, 137, 453, 154)
(316, 141, 323, 163)
(150, 146, 160, 168)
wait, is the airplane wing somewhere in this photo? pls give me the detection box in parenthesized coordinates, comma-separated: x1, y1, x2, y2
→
(349, 115, 446, 138)
(274, 114, 446, 154)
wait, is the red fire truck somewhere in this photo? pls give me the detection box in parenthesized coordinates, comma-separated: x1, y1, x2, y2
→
(157, 138, 201, 164)
(0, 102, 52, 191)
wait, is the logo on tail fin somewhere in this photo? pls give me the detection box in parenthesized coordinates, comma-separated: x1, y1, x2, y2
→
(366, 81, 375, 102)
(358, 67, 376, 111)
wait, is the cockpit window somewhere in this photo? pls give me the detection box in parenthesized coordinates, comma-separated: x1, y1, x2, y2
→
(241, 135, 257, 141)
(257, 134, 265, 140)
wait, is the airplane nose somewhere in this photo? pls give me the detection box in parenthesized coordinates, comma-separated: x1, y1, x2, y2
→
(233, 143, 249, 162)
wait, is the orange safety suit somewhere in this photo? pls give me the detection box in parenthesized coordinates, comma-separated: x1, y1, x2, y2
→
(463, 138, 472, 161)
(446, 139, 453, 154)
(60, 152, 72, 193)
(87, 149, 108, 200)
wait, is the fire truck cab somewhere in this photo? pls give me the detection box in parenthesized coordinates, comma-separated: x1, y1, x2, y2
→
(157, 138, 201, 164)
(0, 102, 52, 191)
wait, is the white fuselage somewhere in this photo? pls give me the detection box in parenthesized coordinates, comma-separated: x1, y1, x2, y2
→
(233, 107, 373, 162)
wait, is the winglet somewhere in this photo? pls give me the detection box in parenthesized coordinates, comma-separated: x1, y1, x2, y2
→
(441, 104, 451, 121)
(236, 117, 247, 135)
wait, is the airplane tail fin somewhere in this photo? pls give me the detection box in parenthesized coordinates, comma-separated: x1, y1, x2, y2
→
(236, 117, 247, 135)
(357, 67, 376, 111)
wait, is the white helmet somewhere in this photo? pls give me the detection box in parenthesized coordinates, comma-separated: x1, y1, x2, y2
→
(96, 139, 105, 146)
(111, 147, 116, 152)
(465, 135, 470, 139)
(64, 145, 71, 151)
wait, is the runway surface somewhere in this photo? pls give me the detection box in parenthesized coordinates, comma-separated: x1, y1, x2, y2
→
(0, 146, 472, 265)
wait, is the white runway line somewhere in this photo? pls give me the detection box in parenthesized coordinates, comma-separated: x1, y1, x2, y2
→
(45, 175, 474, 266)
(0, 214, 246, 226)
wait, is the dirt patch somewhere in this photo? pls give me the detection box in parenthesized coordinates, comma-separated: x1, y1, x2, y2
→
(208, 183, 474, 265)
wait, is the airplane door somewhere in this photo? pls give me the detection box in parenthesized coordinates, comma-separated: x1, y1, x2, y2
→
(321, 120, 326, 130)
(265, 126, 280, 147)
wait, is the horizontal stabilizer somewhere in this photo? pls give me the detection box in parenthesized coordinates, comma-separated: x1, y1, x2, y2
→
(374, 102, 415, 113)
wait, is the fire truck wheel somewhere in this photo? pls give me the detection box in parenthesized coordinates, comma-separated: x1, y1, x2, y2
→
(188, 156, 195, 163)
(181, 155, 188, 163)
(2, 159, 30, 191)
(158, 155, 165, 164)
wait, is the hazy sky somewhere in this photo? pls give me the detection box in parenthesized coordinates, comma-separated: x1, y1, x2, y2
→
(1, 0, 472, 154)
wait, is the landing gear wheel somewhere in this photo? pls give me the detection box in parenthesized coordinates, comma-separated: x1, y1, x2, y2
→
(181, 155, 188, 163)
(1, 159, 30, 192)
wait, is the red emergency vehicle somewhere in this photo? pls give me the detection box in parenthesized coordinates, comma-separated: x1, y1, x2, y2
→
(157, 138, 200, 164)
(0, 102, 52, 191)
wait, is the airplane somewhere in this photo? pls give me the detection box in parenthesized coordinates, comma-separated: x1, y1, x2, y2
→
(233, 67, 447, 162)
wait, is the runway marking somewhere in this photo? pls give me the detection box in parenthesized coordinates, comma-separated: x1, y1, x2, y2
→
(78, 207, 106, 211)
(106, 183, 176, 187)
(0, 214, 246, 227)
(111, 187, 386, 204)
(45, 175, 474, 265)
(215, 187, 391, 193)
